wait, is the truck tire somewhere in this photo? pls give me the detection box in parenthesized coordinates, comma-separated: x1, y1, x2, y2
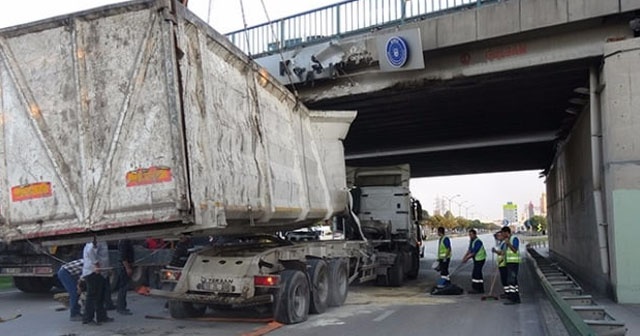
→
(388, 254, 404, 287)
(130, 266, 148, 289)
(168, 301, 206, 319)
(274, 269, 310, 324)
(327, 258, 348, 307)
(375, 274, 388, 286)
(13, 276, 53, 293)
(407, 250, 420, 280)
(307, 259, 329, 314)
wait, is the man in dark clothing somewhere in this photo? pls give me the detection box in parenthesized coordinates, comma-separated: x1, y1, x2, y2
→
(113, 239, 134, 315)
(435, 227, 452, 288)
(492, 231, 509, 299)
(57, 259, 84, 321)
(501, 226, 521, 305)
(169, 234, 193, 267)
(82, 237, 114, 325)
(462, 229, 486, 294)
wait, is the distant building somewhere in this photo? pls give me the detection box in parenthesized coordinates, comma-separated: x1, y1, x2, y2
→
(528, 202, 535, 218)
(503, 202, 518, 225)
(433, 196, 445, 216)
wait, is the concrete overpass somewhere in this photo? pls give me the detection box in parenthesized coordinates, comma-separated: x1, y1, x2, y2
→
(226, 0, 640, 304)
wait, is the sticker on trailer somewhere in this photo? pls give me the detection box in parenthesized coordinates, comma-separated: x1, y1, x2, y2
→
(126, 166, 172, 187)
(11, 182, 53, 202)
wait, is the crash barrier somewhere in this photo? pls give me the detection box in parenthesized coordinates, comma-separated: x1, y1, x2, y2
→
(527, 247, 627, 336)
(226, 0, 500, 57)
(526, 236, 549, 249)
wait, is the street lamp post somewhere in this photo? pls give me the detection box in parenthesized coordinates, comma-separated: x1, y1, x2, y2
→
(455, 200, 469, 217)
(443, 194, 460, 215)
(464, 204, 475, 219)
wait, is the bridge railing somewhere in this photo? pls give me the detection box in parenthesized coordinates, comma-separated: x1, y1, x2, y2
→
(226, 0, 494, 57)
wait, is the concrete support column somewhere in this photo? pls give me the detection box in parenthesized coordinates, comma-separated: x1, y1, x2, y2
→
(601, 38, 640, 303)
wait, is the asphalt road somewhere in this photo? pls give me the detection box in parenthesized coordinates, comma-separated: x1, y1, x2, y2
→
(0, 234, 549, 336)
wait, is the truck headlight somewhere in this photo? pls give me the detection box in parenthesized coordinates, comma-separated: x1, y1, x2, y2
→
(161, 269, 181, 282)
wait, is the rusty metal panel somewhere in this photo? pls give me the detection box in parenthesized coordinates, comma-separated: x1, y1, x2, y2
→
(176, 8, 356, 233)
(0, 0, 189, 241)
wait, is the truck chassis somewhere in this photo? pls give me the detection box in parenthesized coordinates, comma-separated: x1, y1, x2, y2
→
(149, 235, 413, 324)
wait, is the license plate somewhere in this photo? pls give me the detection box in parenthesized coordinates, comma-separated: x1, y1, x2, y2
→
(34, 267, 53, 275)
(199, 282, 231, 292)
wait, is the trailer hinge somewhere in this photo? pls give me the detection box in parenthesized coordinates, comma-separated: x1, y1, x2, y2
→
(160, 6, 177, 25)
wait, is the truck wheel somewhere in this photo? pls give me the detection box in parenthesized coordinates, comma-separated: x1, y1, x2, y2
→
(327, 259, 348, 307)
(388, 255, 404, 287)
(13, 277, 53, 293)
(375, 274, 388, 286)
(307, 259, 329, 314)
(274, 269, 310, 324)
(168, 301, 206, 319)
(130, 266, 147, 289)
(407, 250, 420, 280)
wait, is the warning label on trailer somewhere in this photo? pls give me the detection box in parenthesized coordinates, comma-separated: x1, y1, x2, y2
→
(126, 166, 172, 187)
(11, 182, 53, 202)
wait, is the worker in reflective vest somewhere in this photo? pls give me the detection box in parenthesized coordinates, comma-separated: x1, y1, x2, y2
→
(436, 226, 452, 288)
(501, 226, 521, 304)
(462, 229, 486, 294)
(492, 231, 509, 299)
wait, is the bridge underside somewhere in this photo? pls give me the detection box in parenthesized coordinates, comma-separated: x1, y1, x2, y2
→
(306, 60, 592, 177)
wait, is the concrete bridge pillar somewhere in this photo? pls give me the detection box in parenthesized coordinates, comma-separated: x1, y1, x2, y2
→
(601, 37, 640, 303)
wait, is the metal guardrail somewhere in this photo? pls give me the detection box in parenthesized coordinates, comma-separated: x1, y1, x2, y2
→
(527, 247, 627, 336)
(226, 0, 496, 57)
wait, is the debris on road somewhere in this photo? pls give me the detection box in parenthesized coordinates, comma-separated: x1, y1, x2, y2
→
(0, 313, 22, 323)
(144, 315, 274, 323)
(430, 283, 464, 295)
(241, 321, 284, 336)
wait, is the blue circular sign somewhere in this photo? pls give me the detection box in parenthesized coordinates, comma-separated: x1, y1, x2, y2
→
(385, 36, 409, 68)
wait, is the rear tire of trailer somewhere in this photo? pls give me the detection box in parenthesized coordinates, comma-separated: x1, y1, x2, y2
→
(406, 250, 420, 280)
(307, 259, 329, 314)
(327, 259, 348, 307)
(130, 266, 147, 289)
(388, 255, 404, 287)
(375, 274, 388, 286)
(168, 301, 206, 319)
(13, 276, 53, 293)
(274, 270, 310, 324)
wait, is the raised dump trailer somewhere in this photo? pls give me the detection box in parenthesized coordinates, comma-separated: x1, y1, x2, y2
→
(0, 0, 355, 245)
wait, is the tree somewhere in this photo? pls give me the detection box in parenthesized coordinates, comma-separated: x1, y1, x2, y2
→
(455, 217, 471, 230)
(529, 215, 548, 232)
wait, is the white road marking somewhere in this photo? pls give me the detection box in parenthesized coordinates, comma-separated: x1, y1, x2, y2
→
(0, 290, 20, 295)
(373, 309, 396, 322)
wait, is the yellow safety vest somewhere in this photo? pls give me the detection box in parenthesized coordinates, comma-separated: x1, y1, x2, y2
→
(471, 238, 486, 261)
(438, 236, 450, 259)
(505, 236, 521, 264)
(497, 241, 507, 267)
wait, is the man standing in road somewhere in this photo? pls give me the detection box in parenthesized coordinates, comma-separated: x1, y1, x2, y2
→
(501, 226, 521, 304)
(169, 234, 193, 267)
(462, 229, 486, 294)
(436, 227, 452, 287)
(492, 231, 509, 299)
(82, 237, 114, 325)
(57, 259, 84, 321)
(114, 239, 134, 315)
(96, 240, 115, 311)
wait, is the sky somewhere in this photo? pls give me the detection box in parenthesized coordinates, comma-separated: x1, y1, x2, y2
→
(0, 0, 548, 221)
